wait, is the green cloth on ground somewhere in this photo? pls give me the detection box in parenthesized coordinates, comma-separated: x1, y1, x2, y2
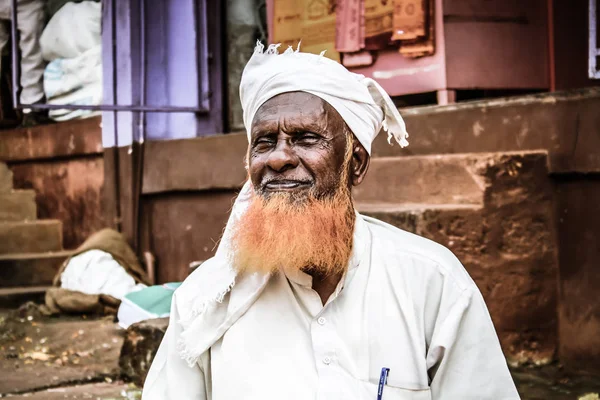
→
(118, 283, 182, 328)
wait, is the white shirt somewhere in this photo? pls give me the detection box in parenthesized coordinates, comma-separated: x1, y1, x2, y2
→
(143, 215, 520, 400)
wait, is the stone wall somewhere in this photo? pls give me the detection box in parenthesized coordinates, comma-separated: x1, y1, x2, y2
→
(0, 117, 105, 249)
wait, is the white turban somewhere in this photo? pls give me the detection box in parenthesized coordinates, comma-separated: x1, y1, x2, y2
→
(239, 42, 409, 154)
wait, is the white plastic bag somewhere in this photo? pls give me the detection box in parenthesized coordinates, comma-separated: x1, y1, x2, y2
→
(43, 45, 102, 121)
(40, 1, 101, 61)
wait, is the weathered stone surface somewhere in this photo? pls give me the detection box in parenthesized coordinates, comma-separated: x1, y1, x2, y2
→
(0, 315, 123, 395)
(140, 191, 237, 283)
(512, 364, 600, 400)
(359, 203, 482, 236)
(0, 220, 62, 254)
(555, 178, 600, 372)
(10, 158, 104, 249)
(0, 251, 71, 288)
(0, 220, 63, 254)
(0, 286, 48, 309)
(360, 151, 559, 366)
(0, 190, 36, 221)
(355, 155, 484, 205)
(0, 116, 102, 162)
(142, 134, 247, 195)
(5, 382, 140, 400)
(372, 87, 600, 174)
(119, 318, 168, 387)
(0, 162, 12, 192)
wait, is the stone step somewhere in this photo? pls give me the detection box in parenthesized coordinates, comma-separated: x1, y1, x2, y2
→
(120, 318, 169, 387)
(0, 220, 63, 254)
(0, 250, 72, 288)
(3, 382, 140, 400)
(354, 154, 485, 205)
(357, 202, 483, 236)
(0, 316, 123, 394)
(0, 190, 37, 221)
(0, 286, 48, 309)
(0, 162, 12, 192)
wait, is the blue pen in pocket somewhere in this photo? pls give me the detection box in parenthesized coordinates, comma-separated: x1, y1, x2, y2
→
(377, 367, 390, 400)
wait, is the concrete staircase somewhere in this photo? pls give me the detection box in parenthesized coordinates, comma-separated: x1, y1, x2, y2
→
(0, 162, 70, 308)
(354, 150, 559, 367)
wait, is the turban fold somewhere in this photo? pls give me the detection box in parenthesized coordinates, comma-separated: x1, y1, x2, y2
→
(239, 42, 409, 154)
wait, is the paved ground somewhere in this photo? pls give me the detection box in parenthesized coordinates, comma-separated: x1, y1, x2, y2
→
(0, 307, 124, 396)
(1, 305, 600, 399)
(513, 364, 600, 400)
(1, 382, 141, 399)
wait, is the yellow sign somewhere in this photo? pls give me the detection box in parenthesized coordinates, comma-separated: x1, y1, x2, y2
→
(272, 0, 340, 61)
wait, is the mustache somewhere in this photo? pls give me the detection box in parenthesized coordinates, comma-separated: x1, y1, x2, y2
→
(259, 177, 314, 187)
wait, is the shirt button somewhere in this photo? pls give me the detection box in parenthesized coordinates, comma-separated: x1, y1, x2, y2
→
(317, 317, 326, 325)
(323, 356, 331, 365)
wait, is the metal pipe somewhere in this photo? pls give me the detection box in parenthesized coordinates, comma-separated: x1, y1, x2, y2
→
(547, 0, 555, 91)
(197, 0, 210, 110)
(111, 0, 122, 232)
(133, 0, 148, 253)
(590, 0, 600, 79)
(139, 0, 147, 144)
(12, 103, 209, 113)
(10, 0, 20, 107)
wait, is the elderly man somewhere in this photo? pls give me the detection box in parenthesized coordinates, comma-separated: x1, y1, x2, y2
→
(143, 43, 519, 400)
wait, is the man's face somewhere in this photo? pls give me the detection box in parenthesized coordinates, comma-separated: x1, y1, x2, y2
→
(248, 92, 350, 199)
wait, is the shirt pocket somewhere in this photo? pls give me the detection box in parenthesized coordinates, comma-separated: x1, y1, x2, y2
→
(357, 380, 432, 400)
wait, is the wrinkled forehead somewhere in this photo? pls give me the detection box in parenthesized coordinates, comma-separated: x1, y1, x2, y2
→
(250, 92, 343, 137)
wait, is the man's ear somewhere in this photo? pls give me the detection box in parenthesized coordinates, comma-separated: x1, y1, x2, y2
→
(350, 139, 370, 186)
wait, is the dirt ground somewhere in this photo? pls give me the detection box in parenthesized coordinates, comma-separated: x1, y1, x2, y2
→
(0, 306, 127, 397)
(1, 382, 141, 399)
(513, 364, 600, 400)
(1, 305, 600, 399)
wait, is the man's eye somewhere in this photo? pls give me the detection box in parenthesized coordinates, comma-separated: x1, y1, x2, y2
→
(296, 133, 320, 144)
(254, 137, 275, 149)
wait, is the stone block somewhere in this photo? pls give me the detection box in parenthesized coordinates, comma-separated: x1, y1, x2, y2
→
(371, 87, 600, 174)
(0, 286, 48, 308)
(359, 203, 482, 236)
(0, 220, 63, 254)
(0, 163, 12, 193)
(119, 318, 169, 387)
(0, 316, 122, 394)
(0, 116, 102, 162)
(10, 157, 104, 249)
(0, 251, 71, 287)
(355, 155, 484, 205)
(0, 190, 36, 222)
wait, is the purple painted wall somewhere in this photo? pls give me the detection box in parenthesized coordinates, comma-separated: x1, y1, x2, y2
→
(102, 0, 224, 147)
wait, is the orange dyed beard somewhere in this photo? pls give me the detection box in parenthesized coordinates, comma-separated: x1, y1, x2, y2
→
(231, 140, 355, 276)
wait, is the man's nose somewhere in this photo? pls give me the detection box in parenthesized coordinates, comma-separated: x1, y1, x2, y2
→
(266, 140, 298, 173)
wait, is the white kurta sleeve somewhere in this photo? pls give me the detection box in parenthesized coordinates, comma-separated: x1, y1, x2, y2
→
(426, 287, 520, 400)
(142, 293, 209, 400)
